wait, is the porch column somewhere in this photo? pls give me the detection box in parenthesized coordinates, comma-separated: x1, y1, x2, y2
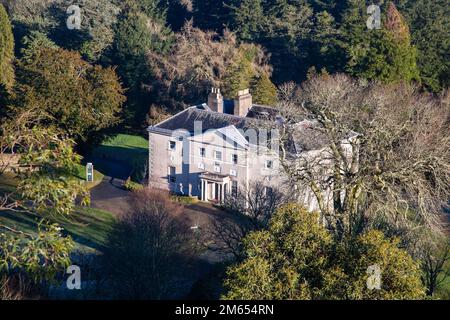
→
(220, 183, 225, 203)
(201, 180, 204, 201)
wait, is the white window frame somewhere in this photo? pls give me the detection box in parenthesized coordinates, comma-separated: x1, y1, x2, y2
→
(230, 169, 237, 177)
(214, 150, 222, 161)
(265, 159, 273, 169)
(199, 147, 206, 157)
(198, 162, 205, 170)
(214, 165, 221, 173)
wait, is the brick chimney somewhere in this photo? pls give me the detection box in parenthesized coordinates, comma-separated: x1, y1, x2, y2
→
(208, 88, 223, 113)
(234, 89, 252, 117)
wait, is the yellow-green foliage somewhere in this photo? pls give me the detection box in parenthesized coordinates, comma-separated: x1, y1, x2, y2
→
(0, 4, 14, 89)
(223, 204, 426, 300)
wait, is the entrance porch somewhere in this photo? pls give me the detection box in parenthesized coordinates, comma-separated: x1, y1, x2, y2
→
(199, 173, 231, 203)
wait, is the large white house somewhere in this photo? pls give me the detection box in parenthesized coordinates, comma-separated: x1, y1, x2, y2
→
(147, 88, 337, 211)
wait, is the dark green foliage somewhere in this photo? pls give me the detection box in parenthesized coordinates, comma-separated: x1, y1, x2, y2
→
(113, 1, 173, 129)
(223, 204, 426, 300)
(14, 45, 126, 141)
(397, 0, 449, 92)
(340, 1, 420, 83)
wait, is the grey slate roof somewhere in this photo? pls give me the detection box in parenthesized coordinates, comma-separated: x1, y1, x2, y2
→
(155, 105, 260, 133)
(151, 105, 331, 152)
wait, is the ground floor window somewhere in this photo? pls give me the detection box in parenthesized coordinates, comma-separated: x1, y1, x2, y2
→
(168, 166, 176, 183)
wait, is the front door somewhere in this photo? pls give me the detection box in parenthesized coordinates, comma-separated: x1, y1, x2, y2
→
(214, 183, 219, 201)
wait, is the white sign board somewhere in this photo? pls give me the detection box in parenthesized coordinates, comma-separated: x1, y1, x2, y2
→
(86, 163, 94, 182)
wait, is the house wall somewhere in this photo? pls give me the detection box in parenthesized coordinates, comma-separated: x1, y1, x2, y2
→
(148, 127, 336, 213)
(148, 128, 284, 198)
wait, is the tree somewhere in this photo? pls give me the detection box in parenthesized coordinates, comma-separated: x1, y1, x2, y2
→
(251, 73, 278, 105)
(3, 0, 121, 62)
(113, 1, 173, 127)
(223, 204, 426, 299)
(148, 22, 273, 110)
(341, 1, 420, 83)
(398, 0, 450, 92)
(102, 188, 201, 299)
(227, 0, 265, 42)
(0, 3, 14, 90)
(209, 181, 288, 259)
(275, 74, 449, 240)
(416, 232, 450, 296)
(13, 45, 125, 141)
(0, 109, 89, 298)
(226, 0, 315, 83)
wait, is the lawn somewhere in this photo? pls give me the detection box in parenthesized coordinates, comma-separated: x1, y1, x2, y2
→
(0, 206, 115, 253)
(90, 134, 148, 182)
(73, 163, 104, 189)
(0, 171, 115, 252)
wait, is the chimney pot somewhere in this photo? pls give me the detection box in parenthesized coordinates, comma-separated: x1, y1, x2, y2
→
(208, 87, 224, 113)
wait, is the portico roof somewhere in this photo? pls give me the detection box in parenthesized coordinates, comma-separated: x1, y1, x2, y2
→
(199, 172, 231, 182)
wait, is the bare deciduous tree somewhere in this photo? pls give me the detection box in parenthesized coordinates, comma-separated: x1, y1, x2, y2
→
(208, 181, 289, 260)
(275, 74, 450, 239)
(102, 188, 201, 299)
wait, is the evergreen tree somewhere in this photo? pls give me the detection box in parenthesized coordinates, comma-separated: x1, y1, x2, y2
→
(223, 204, 426, 300)
(341, 1, 419, 83)
(228, 0, 265, 41)
(114, 1, 173, 127)
(0, 4, 14, 90)
(251, 73, 278, 105)
(14, 45, 125, 141)
(399, 0, 449, 92)
(222, 52, 256, 98)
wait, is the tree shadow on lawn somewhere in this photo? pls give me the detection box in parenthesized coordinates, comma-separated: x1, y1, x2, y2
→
(86, 145, 147, 181)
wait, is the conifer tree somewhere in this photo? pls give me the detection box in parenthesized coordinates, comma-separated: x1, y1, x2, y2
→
(251, 73, 278, 105)
(341, 1, 420, 83)
(0, 4, 14, 90)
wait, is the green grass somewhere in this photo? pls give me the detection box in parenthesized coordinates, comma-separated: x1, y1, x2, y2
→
(171, 194, 199, 205)
(0, 172, 114, 252)
(73, 164, 104, 189)
(0, 206, 115, 253)
(101, 134, 148, 149)
(435, 256, 450, 299)
(92, 134, 148, 181)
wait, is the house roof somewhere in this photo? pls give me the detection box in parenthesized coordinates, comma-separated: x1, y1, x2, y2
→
(217, 125, 249, 149)
(149, 105, 333, 152)
(154, 105, 260, 133)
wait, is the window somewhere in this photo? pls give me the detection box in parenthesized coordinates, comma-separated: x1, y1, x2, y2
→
(231, 181, 238, 197)
(199, 147, 206, 157)
(168, 140, 176, 151)
(168, 166, 176, 183)
(230, 169, 237, 177)
(215, 150, 222, 161)
(214, 164, 221, 173)
(265, 160, 273, 169)
(198, 162, 205, 170)
(232, 154, 238, 164)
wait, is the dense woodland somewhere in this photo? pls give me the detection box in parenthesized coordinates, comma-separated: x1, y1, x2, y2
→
(0, 0, 449, 300)
(1, 0, 449, 133)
